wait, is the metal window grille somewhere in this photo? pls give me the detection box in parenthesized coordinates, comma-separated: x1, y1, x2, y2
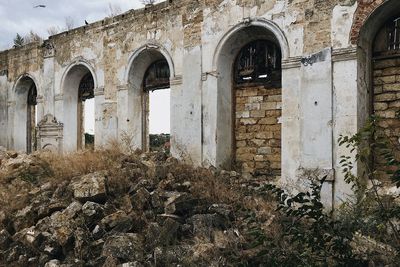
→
(234, 40, 282, 87)
(388, 17, 400, 51)
(144, 60, 170, 91)
(79, 73, 94, 101)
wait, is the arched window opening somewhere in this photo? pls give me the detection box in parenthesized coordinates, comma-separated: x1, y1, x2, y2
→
(234, 40, 282, 87)
(78, 72, 95, 149)
(230, 38, 282, 178)
(143, 59, 171, 152)
(374, 16, 400, 57)
(144, 60, 170, 91)
(27, 83, 37, 154)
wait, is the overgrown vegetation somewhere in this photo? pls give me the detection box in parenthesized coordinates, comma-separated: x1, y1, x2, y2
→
(149, 133, 170, 152)
(234, 116, 400, 266)
(0, 117, 399, 265)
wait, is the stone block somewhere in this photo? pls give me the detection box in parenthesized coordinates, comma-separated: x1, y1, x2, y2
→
(236, 132, 255, 140)
(259, 117, 277, 125)
(241, 88, 259, 96)
(382, 66, 400, 76)
(240, 118, 258, 125)
(374, 76, 396, 85)
(102, 234, 143, 261)
(236, 103, 246, 111)
(375, 93, 398, 102)
(257, 147, 272, 155)
(267, 95, 282, 102)
(247, 96, 264, 103)
(236, 125, 246, 133)
(236, 153, 254, 161)
(383, 83, 400, 92)
(390, 100, 400, 108)
(374, 102, 388, 111)
(270, 162, 281, 169)
(236, 141, 246, 148)
(255, 132, 273, 139)
(245, 103, 260, 110)
(254, 155, 264, 162)
(260, 102, 277, 110)
(250, 139, 266, 146)
(255, 161, 270, 169)
(375, 110, 396, 119)
(236, 111, 250, 118)
(246, 125, 261, 132)
(374, 85, 383, 94)
(236, 147, 257, 155)
(250, 110, 265, 118)
(71, 172, 107, 203)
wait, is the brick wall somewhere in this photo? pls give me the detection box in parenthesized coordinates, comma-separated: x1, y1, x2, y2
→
(235, 85, 281, 179)
(373, 57, 400, 182)
(350, 0, 385, 44)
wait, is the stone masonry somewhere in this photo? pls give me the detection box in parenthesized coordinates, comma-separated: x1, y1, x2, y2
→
(235, 85, 281, 178)
(374, 57, 400, 183)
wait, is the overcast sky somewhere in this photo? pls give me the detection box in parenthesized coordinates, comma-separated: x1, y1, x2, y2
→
(0, 0, 145, 50)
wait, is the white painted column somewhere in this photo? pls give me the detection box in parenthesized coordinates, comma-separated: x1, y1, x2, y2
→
(94, 86, 105, 148)
(281, 58, 302, 188)
(299, 48, 334, 210)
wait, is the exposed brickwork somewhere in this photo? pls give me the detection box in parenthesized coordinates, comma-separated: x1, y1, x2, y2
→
(350, 0, 385, 44)
(373, 57, 400, 182)
(183, 2, 203, 49)
(235, 85, 281, 178)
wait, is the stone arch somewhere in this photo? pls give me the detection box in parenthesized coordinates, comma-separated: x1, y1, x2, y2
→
(350, 0, 386, 45)
(211, 19, 287, 174)
(356, 0, 400, 124)
(12, 73, 39, 153)
(212, 18, 289, 70)
(124, 43, 174, 151)
(61, 59, 97, 152)
(125, 43, 176, 84)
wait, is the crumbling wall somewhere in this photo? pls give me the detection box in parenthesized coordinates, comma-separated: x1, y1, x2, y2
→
(0, 0, 377, 210)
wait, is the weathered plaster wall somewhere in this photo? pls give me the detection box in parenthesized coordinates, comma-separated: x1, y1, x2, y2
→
(0, 0, 392, 210)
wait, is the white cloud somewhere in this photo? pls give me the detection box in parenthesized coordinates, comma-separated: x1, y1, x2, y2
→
(0, 0, 145, 50)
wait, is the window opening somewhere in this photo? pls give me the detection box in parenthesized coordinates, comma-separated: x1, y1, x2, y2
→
(78, 73, 95, 149)
(143, 60, 170, 91)
(27, 83, 37, 153)
(234, 40, 282, 87)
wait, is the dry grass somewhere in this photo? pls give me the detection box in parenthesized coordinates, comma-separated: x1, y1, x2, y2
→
(0, 147, 126, 215)
(37, 147, 124, 183)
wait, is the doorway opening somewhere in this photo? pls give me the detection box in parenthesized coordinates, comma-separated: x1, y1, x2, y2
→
(144, 59, 171, 152)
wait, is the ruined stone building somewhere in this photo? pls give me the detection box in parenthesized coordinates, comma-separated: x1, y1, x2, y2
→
(0, 0, 399, 209)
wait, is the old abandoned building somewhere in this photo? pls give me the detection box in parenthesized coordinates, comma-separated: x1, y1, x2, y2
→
(0, 0, 399, 209)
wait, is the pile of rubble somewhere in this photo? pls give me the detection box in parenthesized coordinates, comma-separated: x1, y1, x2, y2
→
(0, 148, 248, 266)
(0, 147, 398, 266)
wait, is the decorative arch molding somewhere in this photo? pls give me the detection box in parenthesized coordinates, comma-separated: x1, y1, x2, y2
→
(212, 17, 290, 71)
(60, 57, 98, 95)
(124, 42, 176, 85)
(60, 57, 97, 152)
(121, 42, 175, 152)
(12, 73, 39, 97)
